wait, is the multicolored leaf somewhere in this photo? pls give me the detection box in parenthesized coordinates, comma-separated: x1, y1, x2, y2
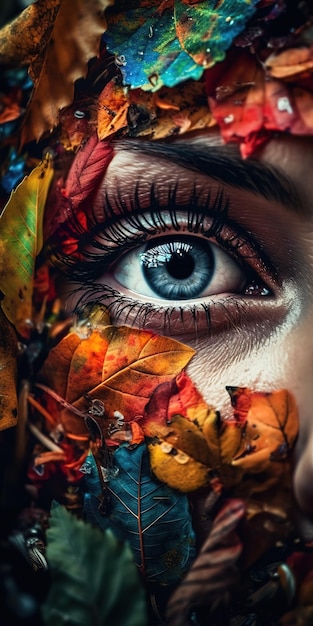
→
(0, 155, 53, 336)
(82, 443, 196, 584)
(39, 326, 195, 437)
(42, 503, 147, 626)
(103, 0, 258, 91)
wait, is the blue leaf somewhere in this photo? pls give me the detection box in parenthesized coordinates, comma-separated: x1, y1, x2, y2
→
(82, 444, 196, 585)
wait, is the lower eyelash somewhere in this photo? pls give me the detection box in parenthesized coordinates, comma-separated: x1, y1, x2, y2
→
(70, 282, 256, 338)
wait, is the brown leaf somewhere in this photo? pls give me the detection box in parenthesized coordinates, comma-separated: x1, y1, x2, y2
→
(20, 0, 113, 144)
(166, 498, 245, 626)
(265, 46, 313, 80)
(0, 0, 62, 66)
(39, 326, 195, 437)
(0, 308, 18, 430)
(228, 387, 299, 474)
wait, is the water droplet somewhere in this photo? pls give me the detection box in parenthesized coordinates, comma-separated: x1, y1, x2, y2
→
(161, 441, 173, 454)
(148, 25, 154, 38)
(224, 113, 235, 124)
(115, 54, 127, 66)
(174, 451, 190, 464)
(74, 110, 85, 119)
(277, 96, 293, 115)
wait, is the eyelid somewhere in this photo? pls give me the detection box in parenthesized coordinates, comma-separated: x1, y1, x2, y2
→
(66, 184, 278, 289)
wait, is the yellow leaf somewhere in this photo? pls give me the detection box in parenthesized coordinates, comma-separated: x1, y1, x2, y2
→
(148, 439, 209, 493)
(0, 308, 18, 430)
(0, 155, 53, 335)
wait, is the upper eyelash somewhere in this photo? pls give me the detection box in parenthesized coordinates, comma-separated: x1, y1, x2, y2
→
(54, 181, 276, 285)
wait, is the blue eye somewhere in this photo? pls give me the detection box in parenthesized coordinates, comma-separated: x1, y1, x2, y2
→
(113, 235, 246, 301)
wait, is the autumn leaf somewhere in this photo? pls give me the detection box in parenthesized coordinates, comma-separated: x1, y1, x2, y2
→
(2, 0, 114, 144)
(166, 498, 245, 626)
(98, 80, 129, 140)
(82, 444, 196, 585)
(0, 0, 62, 66)
(228, 387, 299, 474)
(0, 307, 18, 430)
(265, 46, 313, 81)
(39, 327, 195, 437)
(0, 155, 53, 336)
(103, 0, 257, 91)
(142, 378, 213, 492)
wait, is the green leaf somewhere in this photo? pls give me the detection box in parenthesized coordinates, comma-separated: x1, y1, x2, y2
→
(42, 504, 147, 626)
(0, 155, 53, 335)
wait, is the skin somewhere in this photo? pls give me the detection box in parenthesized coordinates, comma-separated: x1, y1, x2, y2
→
(62, 129, 313, 530)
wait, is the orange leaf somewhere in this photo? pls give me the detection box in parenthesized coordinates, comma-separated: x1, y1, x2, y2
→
(265, 46, 313, 80)
(228, 387, 299, 474)
(97, 80, 129, 140)
(39, 326, 195, 437)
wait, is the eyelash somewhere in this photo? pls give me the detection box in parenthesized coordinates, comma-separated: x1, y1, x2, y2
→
(55, 184, 277, 334)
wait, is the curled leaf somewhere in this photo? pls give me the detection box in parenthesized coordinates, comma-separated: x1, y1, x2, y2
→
(0, 155, 53, 336)
(166, 498, 245, 626)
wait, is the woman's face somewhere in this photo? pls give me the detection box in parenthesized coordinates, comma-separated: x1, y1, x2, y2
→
(62, 130, 313, 522)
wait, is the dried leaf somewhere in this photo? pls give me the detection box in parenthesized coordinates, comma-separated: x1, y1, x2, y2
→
(166, 498, 245, 626)
(42, 503, 147, 626)
(0, 307, 18, 430)
(19, 0, 113, 144)
(97, 80, 129, 139)
(142, 379, 212, 492)
(228, 387, 299, 474)
(39, 327, 195, 437)
(0, 0, 62, 66)
(82, 444, 196, 584)
(265, 46, 313, 80)
(0, 155, 53, 336)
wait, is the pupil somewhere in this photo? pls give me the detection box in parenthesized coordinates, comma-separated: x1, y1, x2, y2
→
(166, 250, 195, 280)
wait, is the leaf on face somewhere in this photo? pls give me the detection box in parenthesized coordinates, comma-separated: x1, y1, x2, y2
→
(39, 327, 195, 436)
(42, 503, 147, 626)
(141, 378, 212, 492)
(228, 387, 299, 473)
(17, 0, 113, 144)
(0, 155, 53, 336)
(82, 444, 196, 585)
(0, 307, 18, 430)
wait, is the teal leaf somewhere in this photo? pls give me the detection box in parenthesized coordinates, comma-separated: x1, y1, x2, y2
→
(82, 443, 196, 585)
(103, 0, 258, 91)
(42, 504, 147, 626)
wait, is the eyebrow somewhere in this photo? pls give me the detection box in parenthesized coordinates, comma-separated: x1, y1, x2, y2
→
(114, 139, 304, 215)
